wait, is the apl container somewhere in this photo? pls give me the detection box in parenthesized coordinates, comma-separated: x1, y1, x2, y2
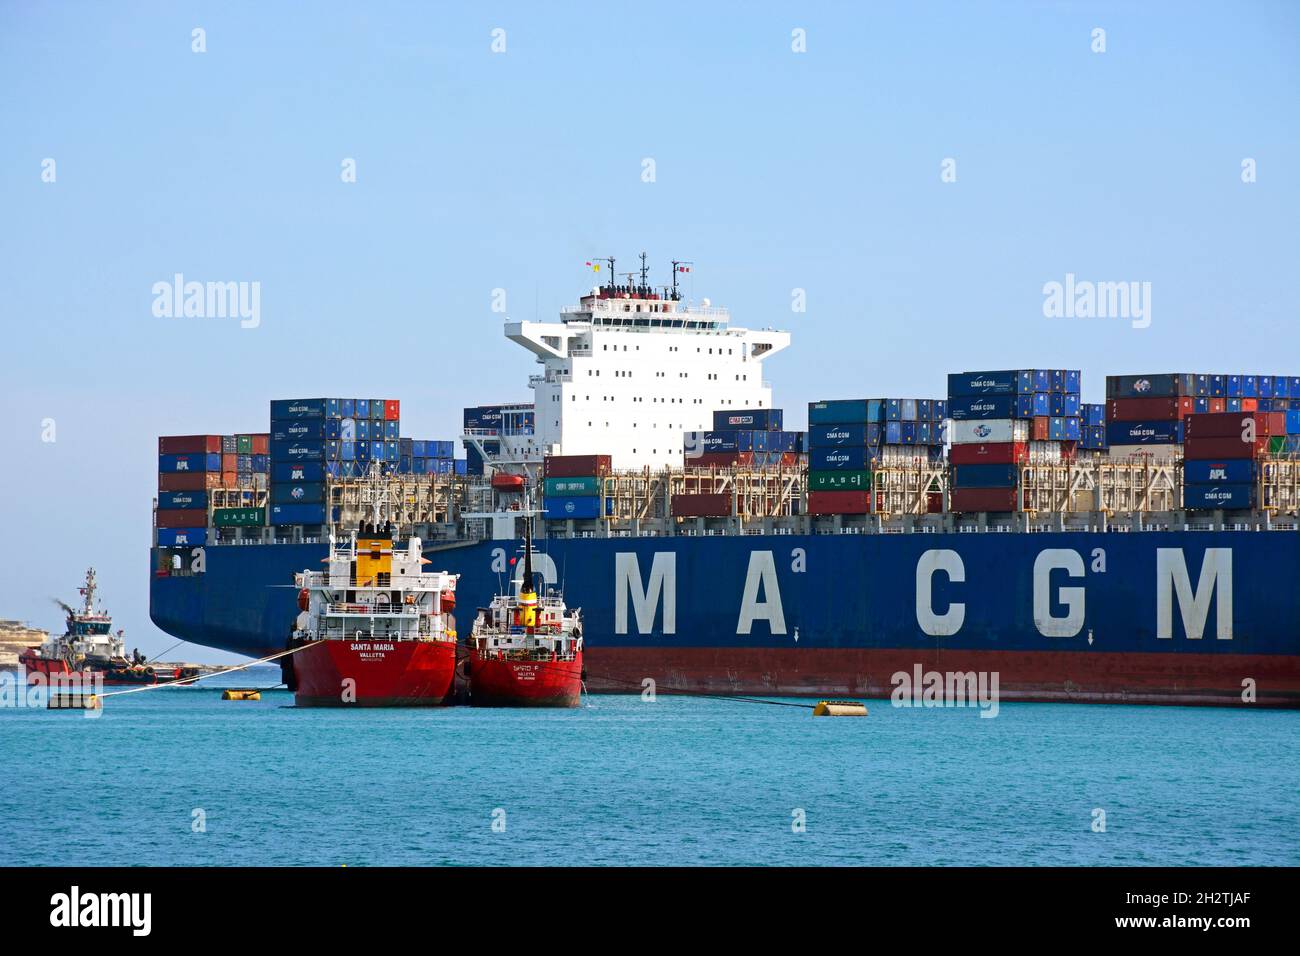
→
(157, 527, 207, 546)
(1183, 459, 1256, 484)
(158, 452, 221, 473)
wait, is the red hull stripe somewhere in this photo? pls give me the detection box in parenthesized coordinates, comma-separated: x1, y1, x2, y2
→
(470, 652, 583, 708)
(584, 647, 1300, 707)
(294, 640, 457, 706)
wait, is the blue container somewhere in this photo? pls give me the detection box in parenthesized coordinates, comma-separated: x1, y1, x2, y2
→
(898, 422, 917, 444)
(272, 460, 325, 482)
(947, 370, 1034, 396)
(454, 459, 467, 475)
(949, 394, 1038, 421)
(1106, 420, 1185, 445)
(271, 419, 326, 443)
(384, 441, 399, 462)
(158, 452, 221, 473)
(159, 490, 208, 510)
(1226, 376, 1243, 398)
(383, 420, 400, 440)
(269, 438, 325, 461)
(900, 399, 918, 421)
(157, 527, 207, 546)
(356, 419, 371, 441)
(1082, 403, 1106, 427)
(812, 446, 872, 470)
(1289, 377, 1300, 397)
(1064, 417, 1081, 441)
(1193, 397, 1209, 414)
(356, 399, 370, 419)
(252, 454, 268, 472)
(1050, 393, 1081, 417)
(1258, 376, 1274, 399)
(713, 408, 783, 431)
(411, 440, 426, 457)
(1242, 376, 1257, 398)
(917, 400, 932, 421)
(809, 399, 870, 425)
(464, 406, 505, 430)
(545, 495, 605, 520)
(270, 398, 326, 419)
(695, 431, 740, 452)
(1210, 375, 1226, 398)
(324, 419, 341, 440)
(952, 464, 1020, 488)
(1286, 410, 1300, 435)
(340, 398, 355, 418)
(1184, 459, 1256, 484)
(429, 440, 455, 458)
(917, 422, 933, 444)
(429, 458, 454, 474)
(1081, 425, 1107, 449)
(270, 503, 328, 525)
(1184, 483, 1256, 510)
(271, 481, 326, 504)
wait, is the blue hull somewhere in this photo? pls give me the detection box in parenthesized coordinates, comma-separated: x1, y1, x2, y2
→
(150, 531, 1300, 705)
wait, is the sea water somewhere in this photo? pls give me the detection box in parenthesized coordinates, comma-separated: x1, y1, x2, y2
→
(1, 670, 1296, 866)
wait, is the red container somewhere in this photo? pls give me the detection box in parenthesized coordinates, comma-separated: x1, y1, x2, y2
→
(1059, 440, 1079, 460)
(158, 435, 223, 455)
(808, 491, 871, 515)
(1108, 397, 1195, 422)
(251, 434, 269, 455)
(384, 400, 401, 421)
(221, 453, 238, 472)
(544, 454, 612, 478)
(1184, 436, 1268, 460)
(950, 488, 1020, 513)
(156, 508, 208, 529)
(221, 471, 240, 488)
(1240, 398, 1258, 412)
(926, 492, 943, 514)
(689, 452, 754, 468)
(1031, 417, 1049, 441)
(672, 493, 732, 517)
(1208, 398, 1226, 414)
(1184, 411, 1284, 438)
(949, 442, 1028, 465)
(158, 472, 222, 492)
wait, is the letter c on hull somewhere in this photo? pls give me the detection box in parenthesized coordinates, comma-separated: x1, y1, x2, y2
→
(916, 549, 965, 636)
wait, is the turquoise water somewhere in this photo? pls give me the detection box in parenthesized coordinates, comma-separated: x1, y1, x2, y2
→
(2, 671, 1297, 866)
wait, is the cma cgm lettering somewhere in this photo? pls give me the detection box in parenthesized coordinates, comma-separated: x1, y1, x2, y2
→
(152, 532, 1300, 707)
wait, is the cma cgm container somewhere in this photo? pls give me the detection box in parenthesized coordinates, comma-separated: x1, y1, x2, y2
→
(158, 490, 208, 510)
(1106, 421, 1185, 446)
(712, 408, 783, 431)
(1185, 484, 1256, 510)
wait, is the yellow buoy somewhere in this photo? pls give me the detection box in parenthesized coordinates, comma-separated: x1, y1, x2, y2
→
(222, 689, 262, 701)
(813, 699, 867, 717)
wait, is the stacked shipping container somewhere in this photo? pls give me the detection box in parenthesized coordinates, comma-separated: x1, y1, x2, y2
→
(947, 370, 1082, 512)
(805, 398, 947, 515)
(543, 455, 612, 520)
(156, 434, 269, 544)
(683, 407, 805, 469)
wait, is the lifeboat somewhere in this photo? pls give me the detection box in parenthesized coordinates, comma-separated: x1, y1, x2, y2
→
(490, 472, 526, 492)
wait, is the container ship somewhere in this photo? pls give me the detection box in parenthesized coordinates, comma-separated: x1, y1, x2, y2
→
(150, 257, 1300, 707)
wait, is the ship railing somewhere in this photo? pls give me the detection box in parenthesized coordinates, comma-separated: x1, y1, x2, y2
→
(324, 603, 420, 617)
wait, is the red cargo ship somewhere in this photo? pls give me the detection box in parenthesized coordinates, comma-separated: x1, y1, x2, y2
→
(21, 568, 166, 685)
(284, 526, 460, 706)
(468, 510, 584, 707)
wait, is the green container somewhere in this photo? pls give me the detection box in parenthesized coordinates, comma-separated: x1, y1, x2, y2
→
(544, 476, 601, 497)
(1268, 436, 1286, 455)
(236, 434, 253, 454)
(808, 470, 872, 492)
(213, 507, 266, 527)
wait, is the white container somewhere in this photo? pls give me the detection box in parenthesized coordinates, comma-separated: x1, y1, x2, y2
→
(949, 419, 1031, 444)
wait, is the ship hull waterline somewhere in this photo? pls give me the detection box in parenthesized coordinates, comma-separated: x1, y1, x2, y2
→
(468, 651, 584, 707)
(291, 638, 458, 707)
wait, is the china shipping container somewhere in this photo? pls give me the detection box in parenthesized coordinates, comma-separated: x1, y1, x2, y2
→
(672, 493, 733, 518)
(949, 488, 1020, 512)
(1106, 374, 1197, 399)
(270, 482, 327, 504)
(1107, 397, 1195, 421)
(544, 454, 612, 478)
(158, 435, 223, 455)
(807, 490, 872, 515)
(949, 419, 1031, 444)
(1183, 436, 1269, 460)
(544, 476, 602, 497)
(158, 472, 223, 492)
(544, 496, 609, 520)
(949, 442, 1029, 465)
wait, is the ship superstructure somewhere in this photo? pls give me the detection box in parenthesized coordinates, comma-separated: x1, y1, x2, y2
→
(505, 254, 789, 471)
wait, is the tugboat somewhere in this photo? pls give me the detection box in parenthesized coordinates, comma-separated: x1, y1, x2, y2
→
(285, 522, 460, 706)
(20, 568, 161, 685)
(468, 507, 584, 707)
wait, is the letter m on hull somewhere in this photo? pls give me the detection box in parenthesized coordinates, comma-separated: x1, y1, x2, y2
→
(615, 552, 676, 634)
(1156, 548, 1232, 640)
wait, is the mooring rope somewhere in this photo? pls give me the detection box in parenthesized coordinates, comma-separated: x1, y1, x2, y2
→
(97, 643, 316, 699)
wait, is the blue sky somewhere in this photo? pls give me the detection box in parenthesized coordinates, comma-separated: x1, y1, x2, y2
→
(1, 1, 1296, 660)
